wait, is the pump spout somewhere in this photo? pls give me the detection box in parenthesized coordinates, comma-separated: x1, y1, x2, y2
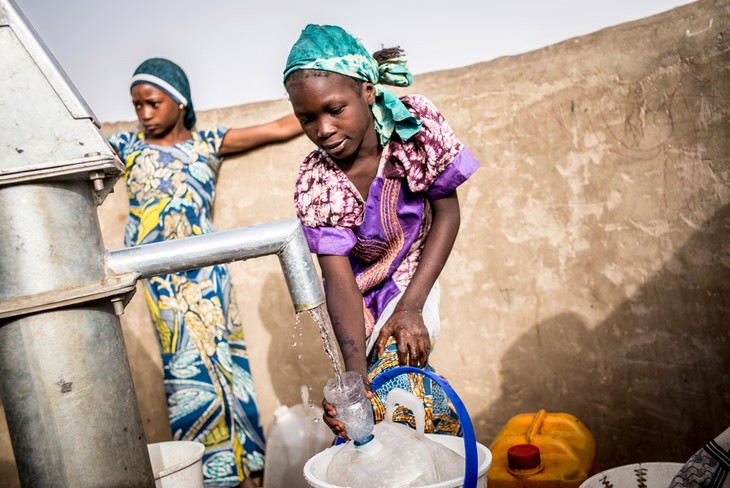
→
(107, 219, 324, 312)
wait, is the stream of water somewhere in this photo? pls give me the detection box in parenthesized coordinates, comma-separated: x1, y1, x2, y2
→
(305, 303, 345, 389)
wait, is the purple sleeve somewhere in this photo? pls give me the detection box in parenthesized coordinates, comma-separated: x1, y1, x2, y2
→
(426, 147, 480, 200)
(302, 225, 358, 256)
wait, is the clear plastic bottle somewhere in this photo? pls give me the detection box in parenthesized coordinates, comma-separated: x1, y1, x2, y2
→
(323, 371, 374, 443)
(262, 386, 334, 488)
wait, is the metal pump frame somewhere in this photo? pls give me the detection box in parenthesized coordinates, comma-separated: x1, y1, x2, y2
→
(0, 1, 324, 485)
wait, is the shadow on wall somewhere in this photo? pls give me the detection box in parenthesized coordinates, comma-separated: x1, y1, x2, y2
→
(257, 273, 333, 408)
(475, 204, 730, 469)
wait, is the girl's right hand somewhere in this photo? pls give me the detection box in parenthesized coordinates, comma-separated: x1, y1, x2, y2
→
(374, 308, 431, 368)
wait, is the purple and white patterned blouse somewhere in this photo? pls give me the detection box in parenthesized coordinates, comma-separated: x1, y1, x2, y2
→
(294, 94, 480, 337)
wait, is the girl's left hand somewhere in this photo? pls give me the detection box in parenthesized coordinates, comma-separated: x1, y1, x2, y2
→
(374, 309, 431, 368)
(321, 376, 373, 440)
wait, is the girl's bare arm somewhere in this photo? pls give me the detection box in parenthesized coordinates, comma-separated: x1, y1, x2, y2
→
(318, 254, 370, 378)
(219, 113, 302, 156)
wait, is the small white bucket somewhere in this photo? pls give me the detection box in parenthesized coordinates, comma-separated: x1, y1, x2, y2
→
(147, 441, 205, 488)
(579, 462, 684, 488)
(303, 433, 492, 488)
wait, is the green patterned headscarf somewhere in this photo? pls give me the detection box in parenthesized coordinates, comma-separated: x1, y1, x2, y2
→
(283, 24, 422, 146)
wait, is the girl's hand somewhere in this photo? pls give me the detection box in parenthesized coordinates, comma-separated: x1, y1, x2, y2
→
(321, 379, 374, 440)
(374, 308, 431, 368)
(321, 396, 347, 440)
(370, 192, 460, 369)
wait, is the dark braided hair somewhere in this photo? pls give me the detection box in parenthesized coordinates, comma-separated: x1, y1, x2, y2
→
(284, 46, 407, 90)
(372, 46, 406, 64)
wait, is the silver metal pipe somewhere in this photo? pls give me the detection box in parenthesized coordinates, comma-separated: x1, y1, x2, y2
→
(107, 219, 325, 312)
(0, 182, 106, 298)
(278, 223, 325, 311)
(0, 182, 155, 487)
(0, 306, 153, 487)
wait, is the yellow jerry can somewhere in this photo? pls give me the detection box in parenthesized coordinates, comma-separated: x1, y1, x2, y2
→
(488, 409, 598, 488)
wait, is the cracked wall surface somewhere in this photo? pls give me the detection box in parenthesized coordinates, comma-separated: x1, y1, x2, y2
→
(1, 0, 728, 484)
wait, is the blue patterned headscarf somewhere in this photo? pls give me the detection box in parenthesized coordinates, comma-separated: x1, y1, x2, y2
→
(283, 24, 422, 146)
(131, 58, 196, 129)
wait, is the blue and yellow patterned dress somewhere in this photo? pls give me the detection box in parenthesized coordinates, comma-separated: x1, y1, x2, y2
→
(109, 129, 265, 487)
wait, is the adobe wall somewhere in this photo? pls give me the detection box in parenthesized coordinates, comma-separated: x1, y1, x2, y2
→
(1, 0, 728, 484)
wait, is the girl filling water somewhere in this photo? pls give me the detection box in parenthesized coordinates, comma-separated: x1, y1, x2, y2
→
(283, 24, 480, 438)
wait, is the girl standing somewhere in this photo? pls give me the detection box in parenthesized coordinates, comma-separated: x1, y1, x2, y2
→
(283, 25, 479, 438)
(109, 57, 301, 488)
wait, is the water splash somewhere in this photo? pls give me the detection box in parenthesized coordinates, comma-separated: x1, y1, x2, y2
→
(304, 386, 316, 410)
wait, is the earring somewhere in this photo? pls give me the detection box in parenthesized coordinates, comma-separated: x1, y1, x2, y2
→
(178, 104, 184, 110)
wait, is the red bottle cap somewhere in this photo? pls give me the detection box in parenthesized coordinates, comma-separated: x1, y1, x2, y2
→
(507, 444, 541, 470)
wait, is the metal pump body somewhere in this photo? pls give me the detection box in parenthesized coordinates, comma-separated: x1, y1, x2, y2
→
(0, 1, 323, 485)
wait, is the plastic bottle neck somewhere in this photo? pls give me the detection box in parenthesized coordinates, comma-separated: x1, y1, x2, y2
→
(354, 435, 382, 456)
(354, 434, 374, 447)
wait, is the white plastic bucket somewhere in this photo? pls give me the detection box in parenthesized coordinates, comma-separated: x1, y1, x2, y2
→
(303, 433, 492, 488)
(579, 462, 684, 488)
(147, 441, 205, 488)
(305, 367, 491, 487)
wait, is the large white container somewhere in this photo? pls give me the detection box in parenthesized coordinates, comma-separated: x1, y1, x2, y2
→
(147, 441, 205, 488)
(304, 386, 492, 488)
(304, 432, 492, 488)
(579, 462, 684, 488)
(263, 386, 334, 488)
